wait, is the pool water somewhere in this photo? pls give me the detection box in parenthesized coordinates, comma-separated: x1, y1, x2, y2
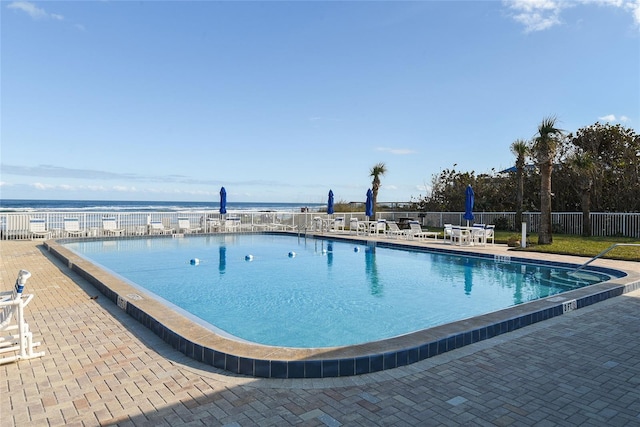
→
(64, 234, 612, 348)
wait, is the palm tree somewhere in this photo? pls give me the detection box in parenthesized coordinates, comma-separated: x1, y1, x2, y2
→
(369, 162, 387, 218)
(510, 139, 529, 230)
(532, 116, 563, 245)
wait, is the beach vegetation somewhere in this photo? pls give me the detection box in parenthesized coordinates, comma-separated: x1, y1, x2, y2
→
(408, 121, 638, 233)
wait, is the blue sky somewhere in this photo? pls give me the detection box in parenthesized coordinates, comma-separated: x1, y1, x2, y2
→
(1, 1, 639, 204)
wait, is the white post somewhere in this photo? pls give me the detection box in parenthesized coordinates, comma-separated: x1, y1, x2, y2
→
(521, 222, 527, 248)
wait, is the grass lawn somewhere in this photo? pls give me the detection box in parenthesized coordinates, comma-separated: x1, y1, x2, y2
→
(494, 231, 640, 262)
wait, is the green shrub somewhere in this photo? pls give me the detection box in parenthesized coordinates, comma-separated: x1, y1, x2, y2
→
(493, 216, 511, 231)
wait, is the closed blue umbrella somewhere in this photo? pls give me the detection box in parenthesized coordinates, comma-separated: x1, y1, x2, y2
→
(463, 185, 474, 226)
(219, 187, 227, 214)
(327, 190, 334, 214)
(365, 188, 373, 218)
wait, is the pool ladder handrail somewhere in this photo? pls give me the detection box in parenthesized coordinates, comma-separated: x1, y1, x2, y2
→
(569, 243, 640, 275)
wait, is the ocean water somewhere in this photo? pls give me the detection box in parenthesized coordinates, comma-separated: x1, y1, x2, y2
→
(0, 199, 325, 213)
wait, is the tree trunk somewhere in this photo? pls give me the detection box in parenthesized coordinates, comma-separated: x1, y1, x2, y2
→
(515, 169, 523, 230)
(372, 191, 378, 218)
(538, 162, 553, 244)
(581, 187, 591, 237)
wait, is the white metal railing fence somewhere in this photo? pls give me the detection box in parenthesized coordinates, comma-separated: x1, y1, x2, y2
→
(376, 212, 640, 238)
(1, 211, 638, 240)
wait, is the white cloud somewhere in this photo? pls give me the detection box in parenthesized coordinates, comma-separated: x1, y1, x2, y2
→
(599, 114, 617, 121)
(503, 0, 568, 32)
(31, 182, 55, 190)
(597, 114, 632, 123)
(7, 1, 64, 21)
(375, 147, 417, 155)
(113, 186, 138, 193)
(503, 0, 640, 31)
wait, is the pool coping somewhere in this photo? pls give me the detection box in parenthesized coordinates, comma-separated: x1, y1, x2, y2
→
(44, 233, 640, 379)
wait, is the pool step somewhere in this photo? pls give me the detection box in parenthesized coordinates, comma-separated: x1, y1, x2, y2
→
(537, 271, 599, 290)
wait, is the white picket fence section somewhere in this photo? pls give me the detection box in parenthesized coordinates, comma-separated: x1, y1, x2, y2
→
(1, 211, 638, 240)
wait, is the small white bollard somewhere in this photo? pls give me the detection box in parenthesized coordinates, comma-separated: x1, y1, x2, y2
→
(521, 222, 527, 248)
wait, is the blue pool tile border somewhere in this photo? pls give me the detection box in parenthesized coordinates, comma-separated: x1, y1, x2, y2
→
(45, 237, 639, 379)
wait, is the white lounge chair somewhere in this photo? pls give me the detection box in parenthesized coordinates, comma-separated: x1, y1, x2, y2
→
(0, 270, 45, 364)
(150, 220, 174, 235)
(102, 217, 125, 236)
(29, 218, 51, 240)
(63, 217, 85, 237)
(386, 221, 408, 239)
(407, 221, 440, 241)
(178, 217, 201, 234)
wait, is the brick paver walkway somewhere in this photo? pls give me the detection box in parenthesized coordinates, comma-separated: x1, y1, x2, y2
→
(1, 240, 639, 426)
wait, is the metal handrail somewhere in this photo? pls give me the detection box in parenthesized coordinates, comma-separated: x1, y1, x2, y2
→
(570, 243, 640, 275)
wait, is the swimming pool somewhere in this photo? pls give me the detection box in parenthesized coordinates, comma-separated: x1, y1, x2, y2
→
(48, 234, 635, 378)
(63, 234, 615, 348)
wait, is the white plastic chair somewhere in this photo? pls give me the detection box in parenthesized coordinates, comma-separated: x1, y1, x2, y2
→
(224, 217, 241, 232)
(178, 217, 201, 234)
(349, 218, 366, 235)
(0, 270, 45, 364)
(451, 226, 470, 246)
(63, 217, 85, 237)
(150, 221, 174, 235)
(331, 217, 345, 232)
(102, 217, 125, 236)
(29, 218, 51, 240)
(471, 224, 486, 246)
(484, 225, 495, 245)
(407, 221, 439, 240)
(443, 224, 453, 244)
(386, 221, 407, 239)
(375, 219, 387, 235)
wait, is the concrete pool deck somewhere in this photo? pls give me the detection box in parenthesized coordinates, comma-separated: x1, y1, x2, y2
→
(1, 237, 640, 425)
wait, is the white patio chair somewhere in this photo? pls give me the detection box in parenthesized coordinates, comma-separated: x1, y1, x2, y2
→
(178, 217, 201, 234)
(451, 226, 470, 246)
(29, 218, 51, 240)
(63, 217, 85, 237)
(330, 217, 345, 232)
(374, 219, 387, 235)
(349, 218, 366, 235)
(0, 270, 45, 364)
(222, 217, 241, 232)
(312, 217, 324, 232)
(102, 217, 125, 236)
(471, 224, 487, 246)
(443, 224, 453, 244)
(484, 225, 495, 245)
